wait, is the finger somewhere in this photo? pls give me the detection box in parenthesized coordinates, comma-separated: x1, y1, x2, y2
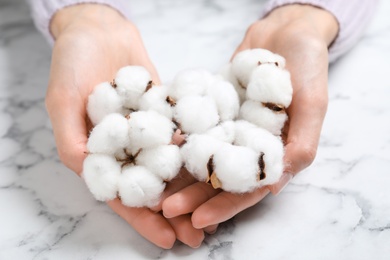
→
(150, 168, 197, 212)
(191, 188, 270, 229)
(166, 214, 204, 248)
(107, 198, 176, 249)
(162, 182, 221, 218)
(204, 224, 219, 234)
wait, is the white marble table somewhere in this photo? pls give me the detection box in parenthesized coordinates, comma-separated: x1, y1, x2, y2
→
(1, 0, 389, 259)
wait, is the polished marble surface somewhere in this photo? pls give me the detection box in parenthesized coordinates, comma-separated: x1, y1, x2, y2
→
(1, 0, 390, 259)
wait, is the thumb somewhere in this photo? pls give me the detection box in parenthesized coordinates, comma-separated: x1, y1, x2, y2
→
(46, 90, 89, 175)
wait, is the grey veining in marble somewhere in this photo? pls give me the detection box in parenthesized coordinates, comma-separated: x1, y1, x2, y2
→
(1, 0, 390, 259)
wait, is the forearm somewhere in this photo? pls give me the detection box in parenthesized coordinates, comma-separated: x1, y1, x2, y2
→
(25, 0, 131, 45)
(261, 0, 379, 62)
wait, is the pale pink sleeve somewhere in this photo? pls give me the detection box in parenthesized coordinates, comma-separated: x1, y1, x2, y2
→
(261, 0, 380, 62)
(25, 0, 131, 46)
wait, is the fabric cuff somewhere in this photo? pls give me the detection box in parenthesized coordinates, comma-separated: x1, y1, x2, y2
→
(260, 0, 379, 63)
(26, 0, 131, 46)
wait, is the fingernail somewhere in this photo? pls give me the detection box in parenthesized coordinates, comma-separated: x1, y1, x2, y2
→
(162, 210, 170, 218)
(207, 229, 217, 235)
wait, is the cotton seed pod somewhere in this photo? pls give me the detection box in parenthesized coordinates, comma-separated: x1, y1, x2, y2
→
(181, 134, 224, 182)
(211, 144, 262, 193)
(87, 82, 123, 125)
(205, 120, 236, 144)
(169, 68, 215, 100)
(233, 119, 258, 132)
(136, 144, 182, 181)
(218, 63, 246, 104)
(231, 48, 286, 89)
(138, 85, 173, 119)
(246, 64, 293, 108)
(118, 166, 165, 208)
(82, 154, 121, 201)
(239, 100, 287, 136)
(234, 120, 284, 185)
(206, 79, 240, 121)
(128, 110, 175, 153)
(174, 95, 219, 134)
(87, 113, 130, 154)
(114, 66, 152, 110)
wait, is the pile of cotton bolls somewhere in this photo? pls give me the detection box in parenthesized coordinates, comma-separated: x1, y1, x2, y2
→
(83, 48, 293, 208)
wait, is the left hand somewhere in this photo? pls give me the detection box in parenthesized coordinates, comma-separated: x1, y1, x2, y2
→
(46, 4, 205, 248)
(162, 4, 339, 231)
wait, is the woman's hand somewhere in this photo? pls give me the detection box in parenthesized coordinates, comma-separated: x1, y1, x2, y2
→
(162, 4, 339, 231)
(46, 4, 204, 248)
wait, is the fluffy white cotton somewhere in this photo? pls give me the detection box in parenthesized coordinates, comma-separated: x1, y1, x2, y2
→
(181, 134, 224, 181)
(213, 144, 260, 193)
(239, 100, 287, 136)
(205, 121, 236, 143)
(87, 82, 123, 125)
(246, 65, 293, 107)
(206, 79, 240, 121)
(233, 119, 258, 133)
(174, 95, 219, 134)
(128, 110, 174, 153)
(87, 113, 130, 154)
(82, 154, 121, 201)
(138, 85, 173, 119)
(115, 66, 152, 110)
(118, 166, 165, 208)
(169, 68, 215, 100)
(218, 63, 246, 104)
(231, 49, 286, 89)
(136, 144, 182, 181)
(234, 124, 284, 186)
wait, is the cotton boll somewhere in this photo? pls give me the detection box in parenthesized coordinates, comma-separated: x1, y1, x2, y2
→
(128, 110, 175, 153)
(174, 95, 219, 134)
(118, 166, 165, 208)
(136, 144, 182, 181)
(234, 119, 258, 134)
(87, 82, 123, 125)
(205, 121, 236, 143)
(181, 134, 224, 181)
(87, 113, 130, 154)
(218, 63, 246, 104)
(82, 154, 121, 201)
(212, 144, 260, 193)
(246, 65, 293, 107)
(239, 100, 287, 136)
(206, 79, 240, 121)
(231, 49, 286, 89)
(169, 68, 215, 100)
(234, 124, 284, 186)
(138, 85, 173, 119)
(115, 66, 152, 110)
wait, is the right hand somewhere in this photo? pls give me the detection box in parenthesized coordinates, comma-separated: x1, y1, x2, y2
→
(162, 3, 339, 233)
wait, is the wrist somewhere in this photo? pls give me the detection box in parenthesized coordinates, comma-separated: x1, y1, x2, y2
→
(263, 4, 339, 46)
(50, 4, 127, 39)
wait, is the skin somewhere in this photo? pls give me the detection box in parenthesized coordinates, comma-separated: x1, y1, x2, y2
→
(162, 4, 339, 232)
(47, 4, 203, 249)
(46, 3, 338, 248)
